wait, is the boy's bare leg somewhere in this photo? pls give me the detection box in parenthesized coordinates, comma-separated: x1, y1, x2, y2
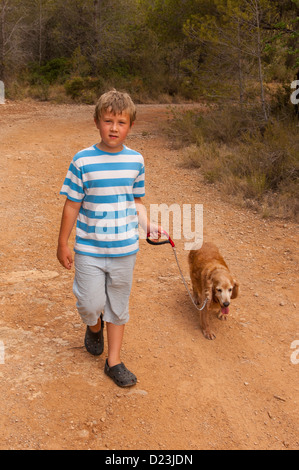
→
(89, 316, 102, 333)
(106, 323, 125, 367)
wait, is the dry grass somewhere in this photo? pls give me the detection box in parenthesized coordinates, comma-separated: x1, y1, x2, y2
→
(170, 105, 299, 221)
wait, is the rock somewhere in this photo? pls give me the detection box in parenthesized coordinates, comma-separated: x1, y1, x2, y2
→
(77, 429, 89, 439)
(2, 270, 59, 284)
(127, 389, 148, 397)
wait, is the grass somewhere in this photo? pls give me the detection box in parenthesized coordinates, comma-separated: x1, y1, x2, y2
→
(5, 79, 191, 105)
(169, 104, 299, 221)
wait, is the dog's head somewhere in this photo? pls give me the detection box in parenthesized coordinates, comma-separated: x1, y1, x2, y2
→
(206, 270, 239, 315)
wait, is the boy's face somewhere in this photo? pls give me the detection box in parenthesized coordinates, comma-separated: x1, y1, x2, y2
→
(95, 110, 133, 153)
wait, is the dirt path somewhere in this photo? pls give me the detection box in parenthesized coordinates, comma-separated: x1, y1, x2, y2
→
(0, 102, 298, 450)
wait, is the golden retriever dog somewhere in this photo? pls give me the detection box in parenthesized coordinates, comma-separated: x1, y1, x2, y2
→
(188, 242, 239, 340)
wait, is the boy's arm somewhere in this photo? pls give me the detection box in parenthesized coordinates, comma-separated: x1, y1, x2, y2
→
(57, 198, 82, 270)
(135, 197, 162, 240)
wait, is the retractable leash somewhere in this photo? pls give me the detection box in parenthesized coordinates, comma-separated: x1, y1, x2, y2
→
(146, 231, 208, 312)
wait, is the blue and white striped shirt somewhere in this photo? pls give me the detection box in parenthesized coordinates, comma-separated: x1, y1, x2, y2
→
(60, 144, 145, 258)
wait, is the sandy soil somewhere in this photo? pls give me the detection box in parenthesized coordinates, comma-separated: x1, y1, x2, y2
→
(0, 101, 298, 450)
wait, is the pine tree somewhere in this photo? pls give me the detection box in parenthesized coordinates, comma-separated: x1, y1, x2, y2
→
(183, 0, 283, 120)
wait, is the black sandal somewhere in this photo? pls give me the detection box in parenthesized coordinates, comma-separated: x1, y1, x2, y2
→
(84, 316, 104, 356)
(104, 359, 137, 388)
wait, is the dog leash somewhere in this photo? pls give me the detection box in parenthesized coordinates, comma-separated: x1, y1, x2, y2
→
(146, 231, 208, 312)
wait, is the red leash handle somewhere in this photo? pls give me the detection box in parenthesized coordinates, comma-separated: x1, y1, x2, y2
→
(146, 230, 175, 248)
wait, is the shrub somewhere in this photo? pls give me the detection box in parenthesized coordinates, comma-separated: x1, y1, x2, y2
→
(174, 105, 299, 221)
(64, 77, 85, 99)
(28, 58, 71, 85)
(64, 76, 106, 102)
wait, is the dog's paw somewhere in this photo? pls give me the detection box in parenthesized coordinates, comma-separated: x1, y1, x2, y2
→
(203, 329, 216, 340)
(193, 296, 201, 306)
(218, 312, 228, 321)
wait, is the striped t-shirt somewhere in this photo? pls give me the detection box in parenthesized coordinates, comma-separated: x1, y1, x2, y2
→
(60, 144, 145, 258)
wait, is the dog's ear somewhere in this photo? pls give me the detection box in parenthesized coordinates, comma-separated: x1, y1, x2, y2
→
(231, 279, 239, 299)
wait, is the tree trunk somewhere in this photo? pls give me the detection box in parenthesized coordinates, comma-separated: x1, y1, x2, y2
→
(253, 0, 268, 121)
(94, 0, 101, 49)
(0, 1, 6, 80)
(38, 0, 42, 66)
(237, 18, 244, 112)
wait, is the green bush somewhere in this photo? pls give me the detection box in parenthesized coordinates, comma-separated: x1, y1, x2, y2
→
(64, 77, 85, 99)
(64, 76, 106, 102)
(28, 58, 71, 85)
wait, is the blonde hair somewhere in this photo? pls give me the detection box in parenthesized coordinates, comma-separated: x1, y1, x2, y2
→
(94, 89, 136, 125)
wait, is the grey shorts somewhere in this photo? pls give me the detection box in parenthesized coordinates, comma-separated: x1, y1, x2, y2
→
(73, 253, 137, 326)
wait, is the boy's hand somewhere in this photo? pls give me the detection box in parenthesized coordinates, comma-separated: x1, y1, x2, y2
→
(57, 244, 73, 270)
(148, 224, 163, 241)
(57, 198, 81, 270)
(134, 198, 163, 241)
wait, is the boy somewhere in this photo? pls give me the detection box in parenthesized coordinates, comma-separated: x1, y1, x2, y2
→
(57, 90, 162, 387)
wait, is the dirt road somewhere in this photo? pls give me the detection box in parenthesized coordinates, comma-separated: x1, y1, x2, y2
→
(0, 102, 298, 450)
